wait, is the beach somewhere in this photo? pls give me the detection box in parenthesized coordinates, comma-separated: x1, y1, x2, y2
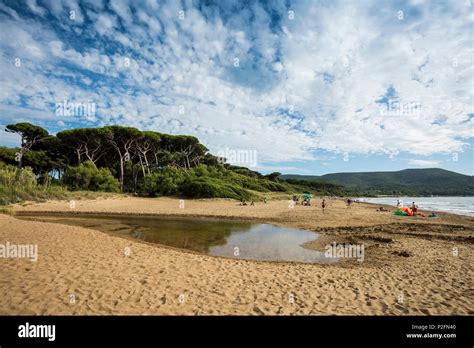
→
(357, 196, 474, 217)
(1, 197, 473, 315)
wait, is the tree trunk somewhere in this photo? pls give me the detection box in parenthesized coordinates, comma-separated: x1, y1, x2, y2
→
(44, 172, 50, 187)
(139, 155, 145, 177)
(143, 153, 151, 174)
(185, 154, 191, 170)
(75, 148, 82, 164)
(17, 151, 23, 170)
(119, 156, 124, 192)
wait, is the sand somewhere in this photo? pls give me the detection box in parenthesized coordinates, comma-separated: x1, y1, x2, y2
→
(0, 196, 473, 315)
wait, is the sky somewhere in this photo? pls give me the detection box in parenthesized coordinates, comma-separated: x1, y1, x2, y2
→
(0, 0, 472, 175)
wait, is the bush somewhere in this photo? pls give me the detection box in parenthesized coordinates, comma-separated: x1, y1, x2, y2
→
(0, 163, 68, 205)
(62, 161, 119, 192)
(222, 170, 286, 192)
(141, 167, 185, 196)
(284, 178, 346, 195)
(181, 176, 254, 200)
(0, 164, 36, 189)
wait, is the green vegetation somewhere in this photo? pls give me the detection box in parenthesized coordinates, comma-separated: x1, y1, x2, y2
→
(0, 163, 67, 205)
(0, 123, 346, 204)
(3, 123, 469, 203)
(141, 167, 185, 196)
(182, 176, 252, 200)
(282, 168, 474, 196)
(284, 178, 348, 196)
(62, 161, 120, 192)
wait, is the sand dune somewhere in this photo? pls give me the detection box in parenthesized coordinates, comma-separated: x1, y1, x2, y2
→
(1, 197, 472, 315)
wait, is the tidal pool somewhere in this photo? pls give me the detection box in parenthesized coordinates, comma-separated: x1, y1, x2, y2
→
(17, 213, 334, 263)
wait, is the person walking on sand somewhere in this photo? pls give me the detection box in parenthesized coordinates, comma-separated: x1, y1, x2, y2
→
(397, 199, 401, 208)
(321, 199, 326, 214)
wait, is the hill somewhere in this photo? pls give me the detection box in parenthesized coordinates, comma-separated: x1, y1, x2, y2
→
(281, 168, 474, 196)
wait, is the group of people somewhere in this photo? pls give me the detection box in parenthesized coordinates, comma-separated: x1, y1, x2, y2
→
(239, 197, 267, 206)
(238, 196, 439, 219)
(239, 199, 254, 206)
(292, 195, 329, 212)
(292, 195, 313, 206)
(396, 199, 418, 214)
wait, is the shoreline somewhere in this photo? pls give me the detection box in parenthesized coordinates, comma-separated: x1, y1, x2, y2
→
(10, 195, 473, 226)
(356, 197, 474, 217)
(1, 196, 473, 315)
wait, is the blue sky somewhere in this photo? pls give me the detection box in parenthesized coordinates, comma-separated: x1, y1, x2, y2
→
(0, 0, 472, 175)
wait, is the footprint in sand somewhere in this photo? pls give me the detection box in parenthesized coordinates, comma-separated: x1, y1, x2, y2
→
(394, 303, 409, 314)
(420, 308, 431, 315)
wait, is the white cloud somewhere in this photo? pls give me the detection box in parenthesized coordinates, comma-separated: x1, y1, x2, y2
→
(92, 13, 118, 36)
(0, 124, 21, 148)
(109, 0, 133, 26)
(408, 159, 440, 167)
(0, 0, 472, 165)
(25, 0, 46, 16)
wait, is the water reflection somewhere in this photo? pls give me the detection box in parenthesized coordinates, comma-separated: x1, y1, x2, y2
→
(17, 214, 333, 263)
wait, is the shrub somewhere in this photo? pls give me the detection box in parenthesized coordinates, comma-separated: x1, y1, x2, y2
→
(141, 167, 185, 196)
(0, 163, 68, 205)
(181, 176, 254, 200)
(62, 161, 119, 192)
(0, 164, 36, 189)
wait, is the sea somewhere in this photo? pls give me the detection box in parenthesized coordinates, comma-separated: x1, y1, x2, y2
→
(357, 196, 474, 217)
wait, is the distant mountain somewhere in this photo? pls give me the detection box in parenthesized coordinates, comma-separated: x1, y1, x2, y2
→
(281, 168, 474, 196)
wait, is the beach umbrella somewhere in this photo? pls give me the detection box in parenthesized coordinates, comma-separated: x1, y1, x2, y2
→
(303, 194, 313, 199)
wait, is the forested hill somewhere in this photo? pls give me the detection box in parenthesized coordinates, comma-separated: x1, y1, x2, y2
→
(3, 123, 469, 199)
(0, 123, 346, 203)
(281, 168, 474, 196)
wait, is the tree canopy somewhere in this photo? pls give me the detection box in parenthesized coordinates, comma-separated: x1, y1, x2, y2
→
(5, 123, 49, 168)
(1, 123, 348, 199)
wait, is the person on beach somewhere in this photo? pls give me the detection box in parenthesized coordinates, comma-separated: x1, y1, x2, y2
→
(321, 199, 326, 213)
(397, 199, 401, 208)
(346, 198, 352, 208)
(250, 200, 255, 206)
(263, 197, 267, 204)
(293, 195, 299, 205)
(411, 202, 418, 215)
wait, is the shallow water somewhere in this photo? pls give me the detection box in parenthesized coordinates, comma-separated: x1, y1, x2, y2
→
(17, 214, 333, 263)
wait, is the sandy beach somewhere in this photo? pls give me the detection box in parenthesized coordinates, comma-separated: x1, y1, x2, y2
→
(1, 197, 473, 315)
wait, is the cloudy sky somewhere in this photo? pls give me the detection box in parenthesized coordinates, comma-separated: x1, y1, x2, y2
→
(0, 0, 472, 175)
